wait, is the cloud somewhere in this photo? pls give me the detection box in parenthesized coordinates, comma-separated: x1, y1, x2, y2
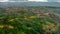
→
(28, 0, 48, 2)
(0, 0, 8, 2)
(0, 0, 48, 2)
(48, 0, 60, 2)
(0, 0, 60, 2)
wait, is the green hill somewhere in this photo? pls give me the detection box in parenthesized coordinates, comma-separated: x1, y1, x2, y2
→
(0, 6, 60, 34)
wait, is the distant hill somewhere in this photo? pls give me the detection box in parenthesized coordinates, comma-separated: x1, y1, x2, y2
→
(0, 2, 60, 8)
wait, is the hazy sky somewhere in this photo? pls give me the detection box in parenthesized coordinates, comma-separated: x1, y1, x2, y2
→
(0, 0, 8, 2)
(0, 0, 60, 2)
(29, 0, 48, 2)
(29, 0, 60, 2)
(48, 0, 60, 2)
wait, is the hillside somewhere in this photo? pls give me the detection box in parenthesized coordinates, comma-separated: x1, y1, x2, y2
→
(0, 6, 60, 34)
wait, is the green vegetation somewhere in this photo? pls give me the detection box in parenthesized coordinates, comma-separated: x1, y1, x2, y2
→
(0, 7, 60, 34)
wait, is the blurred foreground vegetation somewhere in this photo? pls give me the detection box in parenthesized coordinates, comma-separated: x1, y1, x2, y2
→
(0, 7, 60, 34)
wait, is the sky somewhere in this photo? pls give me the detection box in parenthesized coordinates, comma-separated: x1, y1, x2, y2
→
(0, 0, 60, 2)
(0, 0, 8, 2)
(28, 0, 48, 2)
